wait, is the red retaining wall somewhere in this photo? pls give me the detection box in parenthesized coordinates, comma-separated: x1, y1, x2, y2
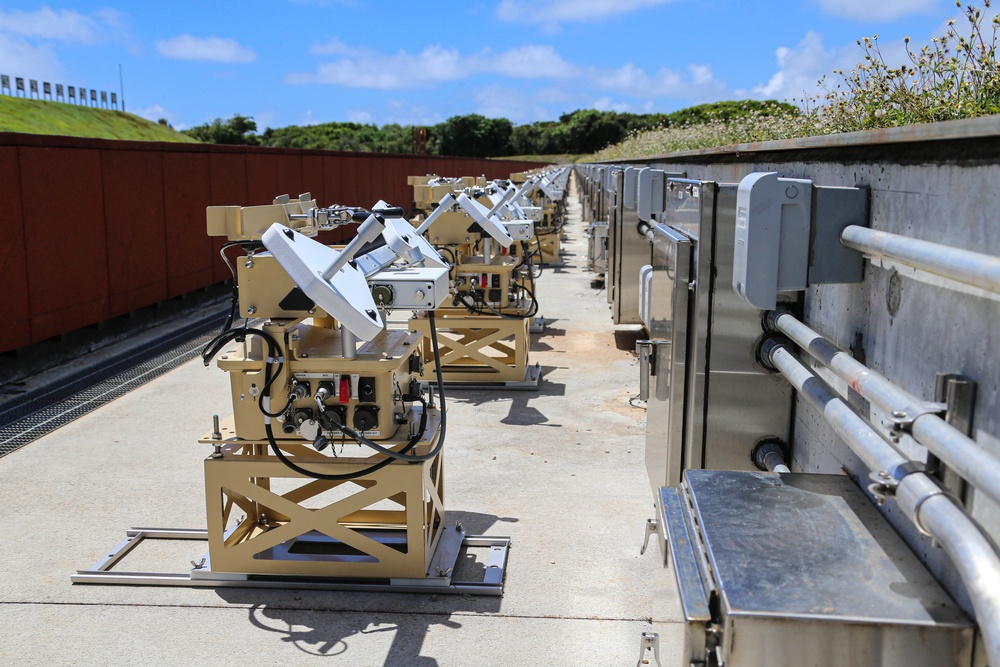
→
(0, 133, 543, 352)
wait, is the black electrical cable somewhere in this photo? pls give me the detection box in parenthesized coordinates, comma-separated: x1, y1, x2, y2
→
(439, 246, 458, 267)
(201, 326, 288, 418)
(529, 235, 544, 279)
(218, 241, 245, 332)
(453, 283, 539, 320)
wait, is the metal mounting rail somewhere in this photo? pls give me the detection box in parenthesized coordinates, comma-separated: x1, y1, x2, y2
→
(72, 527, 511, 596)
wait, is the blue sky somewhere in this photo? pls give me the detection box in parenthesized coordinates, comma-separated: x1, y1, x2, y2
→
(0, 0, 974, 130)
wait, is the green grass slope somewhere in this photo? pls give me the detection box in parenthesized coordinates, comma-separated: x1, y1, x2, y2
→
(0, 95, 199, 142)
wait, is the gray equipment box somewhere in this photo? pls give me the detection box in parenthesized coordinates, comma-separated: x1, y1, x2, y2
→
(659, 471, 974, 667)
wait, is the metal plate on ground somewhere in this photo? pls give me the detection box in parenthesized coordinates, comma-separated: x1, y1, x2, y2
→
(440, 362, 541, 391)
(72, 527, 510, 596)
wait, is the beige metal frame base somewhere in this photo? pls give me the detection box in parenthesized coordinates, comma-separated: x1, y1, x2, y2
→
(204, 440, 445, 580)
(410, 312, 539, 389)
(71, 527, 510, 595)
(537, 230, 562, 265)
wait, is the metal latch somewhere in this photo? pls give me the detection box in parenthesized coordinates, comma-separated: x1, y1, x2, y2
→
(637, 340, 655, 401)
(635, 632, 662, 667)
(640, 518, 658, 555)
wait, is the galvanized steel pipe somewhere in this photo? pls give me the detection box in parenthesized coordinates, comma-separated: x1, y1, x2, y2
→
(764, 340, 910, 476)
(766, 309, 1000, 508)
(841, 225, 1000, 294)
(896, 473, 1000, 664)
(765, 341, 1000, 666)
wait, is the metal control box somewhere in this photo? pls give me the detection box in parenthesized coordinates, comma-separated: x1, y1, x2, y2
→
(502, 221, 534, 242)
(659, 471, 973, 667)
(369, 265, 449, 310)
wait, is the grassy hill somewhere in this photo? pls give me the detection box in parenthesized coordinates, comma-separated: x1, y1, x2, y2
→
(0, 95, 198, 142)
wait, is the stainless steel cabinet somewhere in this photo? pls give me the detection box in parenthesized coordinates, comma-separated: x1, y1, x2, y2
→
(660, 471, 973, 667)
(640, 180, 793, 492)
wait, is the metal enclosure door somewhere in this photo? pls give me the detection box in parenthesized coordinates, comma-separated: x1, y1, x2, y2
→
(644, 224, 693, 492)
(614, 204, 650, 324)
(679, 182, 793, 472)
(605, 169, 621, 305)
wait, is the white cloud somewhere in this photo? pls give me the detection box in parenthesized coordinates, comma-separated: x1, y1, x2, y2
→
(310, 37, 354, 57)
(497, 0, 673, 25)
(0, 33, 63, 82)
(592, 62, 728, 102)
(382, 100, 444, 126)
(287, 43, 577, 89)
(155, 34, 256, 63)
(491, 45, 577, 78)
(472, 86, 553, 123)
(346, 109, 374, 123)
(739, 31, 865, 102)
(590, 96, 637, 113)
(0, 6, 125, 43)
(816, 0, 937, 21)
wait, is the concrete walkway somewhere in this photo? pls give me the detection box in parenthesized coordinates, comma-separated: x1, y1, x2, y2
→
(0, 179, 682, 666)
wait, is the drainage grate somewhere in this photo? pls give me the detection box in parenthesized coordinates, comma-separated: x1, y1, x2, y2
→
(0, 317, 229, 457)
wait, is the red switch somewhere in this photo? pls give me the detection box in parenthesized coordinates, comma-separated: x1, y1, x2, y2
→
(339, 377, 350, 404)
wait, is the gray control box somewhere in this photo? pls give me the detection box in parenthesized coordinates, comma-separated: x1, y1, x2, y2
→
(733, 172, 867, 309)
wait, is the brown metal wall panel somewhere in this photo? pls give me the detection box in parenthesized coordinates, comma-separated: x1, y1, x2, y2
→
(245, 152, 279, 205)
(249, 151, 304, 204)
(322, 155, 344, 204)
(339, 156, 361, 207)
(274, 153, 304, 200)
(0, 147, 30, 351)
(209, 152, 249, 206)
(387, 160, 411, 210)
(209, 153, 248, 282)
(354, 156, 375, 208)
(163, 151, 213, 297)
(20, 146, 110, 341)
(101, 150, 169, 317)
(302, 154, 325, 203)
(368, 156, 388, 206)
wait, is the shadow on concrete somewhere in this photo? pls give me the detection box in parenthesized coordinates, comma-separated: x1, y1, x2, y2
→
(213, 510, 512, 664)
(530, 324, 566, 352)
(242, 602, 462, 665)
(446, 370, 566, 427)
(613, 328, 645, 352)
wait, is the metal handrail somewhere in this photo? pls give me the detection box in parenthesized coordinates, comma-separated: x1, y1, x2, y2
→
(841, 225, 1000, 295)
(763, 340, 1000, 667)
(766, 309, 1000, 508)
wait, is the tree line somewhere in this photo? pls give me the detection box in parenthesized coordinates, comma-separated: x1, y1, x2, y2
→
(177, 100, 797, 157)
